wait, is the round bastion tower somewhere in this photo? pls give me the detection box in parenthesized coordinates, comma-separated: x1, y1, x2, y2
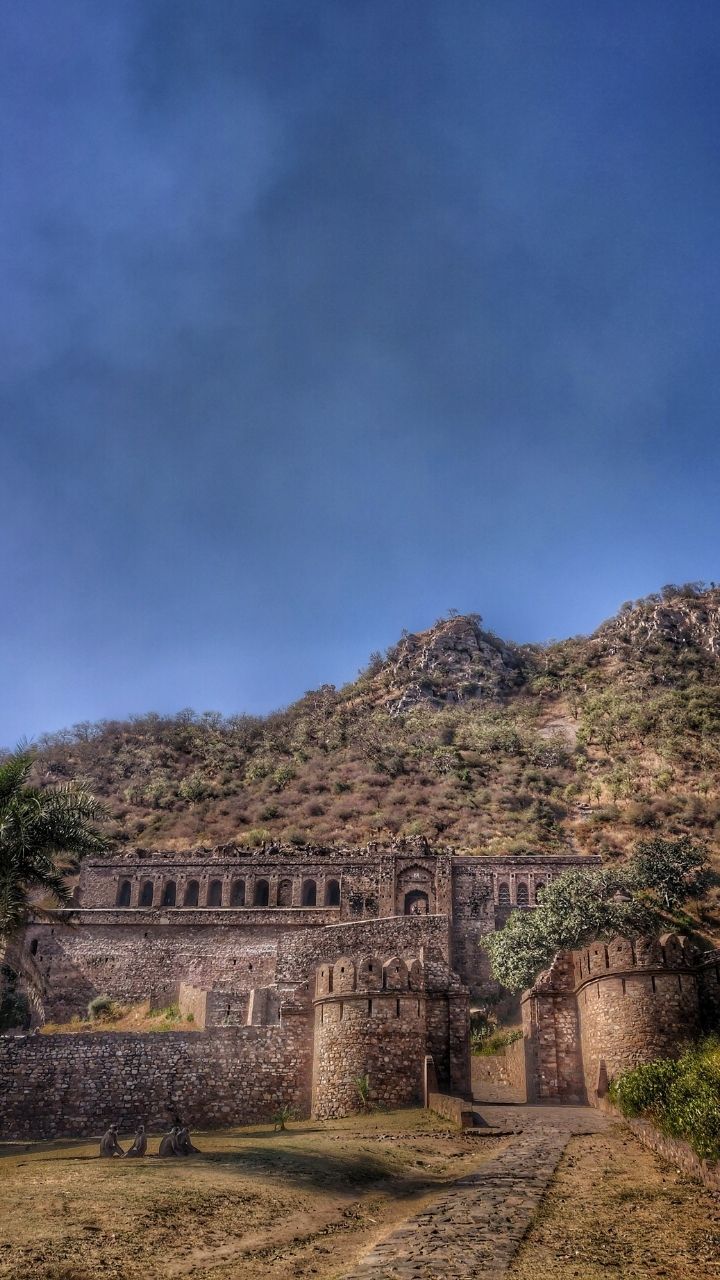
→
(311, 954, 426, 1119)
(575, 934, 701, 1097)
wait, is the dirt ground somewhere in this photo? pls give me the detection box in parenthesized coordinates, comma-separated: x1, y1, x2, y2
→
(510, 1127, 720, 1280)
(0, 1110, 505, 1280)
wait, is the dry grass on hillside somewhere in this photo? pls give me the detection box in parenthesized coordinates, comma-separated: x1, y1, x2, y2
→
(20, 592, 720, 911)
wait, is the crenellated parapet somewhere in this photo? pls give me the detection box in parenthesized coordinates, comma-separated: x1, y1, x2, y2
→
(314, 953, 425, 998)
(573, 933, 698, 986)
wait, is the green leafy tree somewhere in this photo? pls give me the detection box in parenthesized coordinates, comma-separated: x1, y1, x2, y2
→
(485, 837, 710, 993)
(626, 836, 709, 910)
(483, 867, 658, 992)
(0, 753, 108, 939)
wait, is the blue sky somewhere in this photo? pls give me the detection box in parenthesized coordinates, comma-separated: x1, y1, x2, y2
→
(2, 2, 720, 745)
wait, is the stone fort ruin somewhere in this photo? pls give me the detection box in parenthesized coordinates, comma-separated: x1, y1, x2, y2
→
(1, 839, 718, 1139)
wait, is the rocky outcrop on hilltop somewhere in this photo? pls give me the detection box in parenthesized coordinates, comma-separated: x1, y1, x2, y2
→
(376, 616, 527, 714)
(589, 585, 720, 677)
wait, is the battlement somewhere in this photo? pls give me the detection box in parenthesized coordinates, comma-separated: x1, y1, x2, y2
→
(310, 944, 469, 1118)
(314, 953, 425, 998)
(573, 933, 697, 986)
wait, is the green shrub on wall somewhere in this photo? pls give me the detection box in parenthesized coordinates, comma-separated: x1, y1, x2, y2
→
(470, 1027, 523, 1057)
(610, 1038, 720, 1164)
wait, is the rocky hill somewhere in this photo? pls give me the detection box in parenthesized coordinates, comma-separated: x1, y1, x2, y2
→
(21, 584, 720, 927)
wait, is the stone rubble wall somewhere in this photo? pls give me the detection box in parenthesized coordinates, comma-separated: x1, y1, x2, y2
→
(276, 914, 451, 986)
(0, 1012, 313, 1141)
(426, 1092, 474, 1128)
(25, 898, 452, 1024)
(470, 1037, 528, 1104)
(697, 950, 720, 1027)
(177, 982, 208, 1027)
(26, 922, 285, 1021)
(574, 936, 701, 1101)
(310, 948, 471, 1116)
(70, 845, 598, 999)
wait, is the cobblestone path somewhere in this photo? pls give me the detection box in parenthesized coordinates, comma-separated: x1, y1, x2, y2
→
(342, 1117, 594, 1280)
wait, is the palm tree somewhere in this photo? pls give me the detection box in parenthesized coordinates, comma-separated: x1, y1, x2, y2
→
(0, 752, 108, 939)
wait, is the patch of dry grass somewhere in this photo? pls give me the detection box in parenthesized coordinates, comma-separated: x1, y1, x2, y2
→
(509, 1127, 720, 1280)
(0, 1109, 506, 1280)
(40, 1001, 200, 1036)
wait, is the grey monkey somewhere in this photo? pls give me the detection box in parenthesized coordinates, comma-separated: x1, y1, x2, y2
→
(175, 1125, 201, 1155)
(99, 1124, 125, 1158)
(158, 1125, 182, 1157)
(125, 1123, 147, 1157)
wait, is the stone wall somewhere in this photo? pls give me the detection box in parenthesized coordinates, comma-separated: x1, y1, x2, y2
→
(3, 840, 607, 1135)
(521, 935, 710, 1106)
(310, 947, 470, 1117)
(449, 855, 596, 998)
(77, 844, 447, 920)
(521, 952, 585, 1103)
(698, 951, 720, 1027)
(0, 1012, 313, 1140)
(1, 926, 471, 1138)
(26, 913, 447, 1021)
(26, 920, 285, 1020)
(470, 1037, 527, 1104)
(69, 845, 598, 1002)
(276, 914, 451, 985)
(426, 1092, 474, 1128)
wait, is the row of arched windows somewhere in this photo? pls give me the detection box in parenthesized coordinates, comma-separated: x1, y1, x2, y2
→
(497, 881, 543, 907)
(116, 876, 341, 910)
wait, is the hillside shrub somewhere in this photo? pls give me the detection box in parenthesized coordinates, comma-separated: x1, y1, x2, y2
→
(237, 827, 271, 848)
(485, 838, 708, 991)
(610, 1039, 720, 1164)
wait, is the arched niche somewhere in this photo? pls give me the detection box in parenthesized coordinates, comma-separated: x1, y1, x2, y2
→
(254, 878, 270, 907)
(325, 878, 341, 907)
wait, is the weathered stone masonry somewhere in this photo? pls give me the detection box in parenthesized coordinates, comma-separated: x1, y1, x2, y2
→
(0, 1017, 312, 1140)
(0, 840, 593, 1138)
(520, 934, 720, 1105)
(25, 843, 592, 1019)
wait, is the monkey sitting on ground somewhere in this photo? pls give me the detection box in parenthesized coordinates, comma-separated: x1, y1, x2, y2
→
(158, 1125, 182, 1157)
(99, 1124, 125, 1158)
(175, 1125, 201, 1155)
(125, 1123, 147, 1157)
